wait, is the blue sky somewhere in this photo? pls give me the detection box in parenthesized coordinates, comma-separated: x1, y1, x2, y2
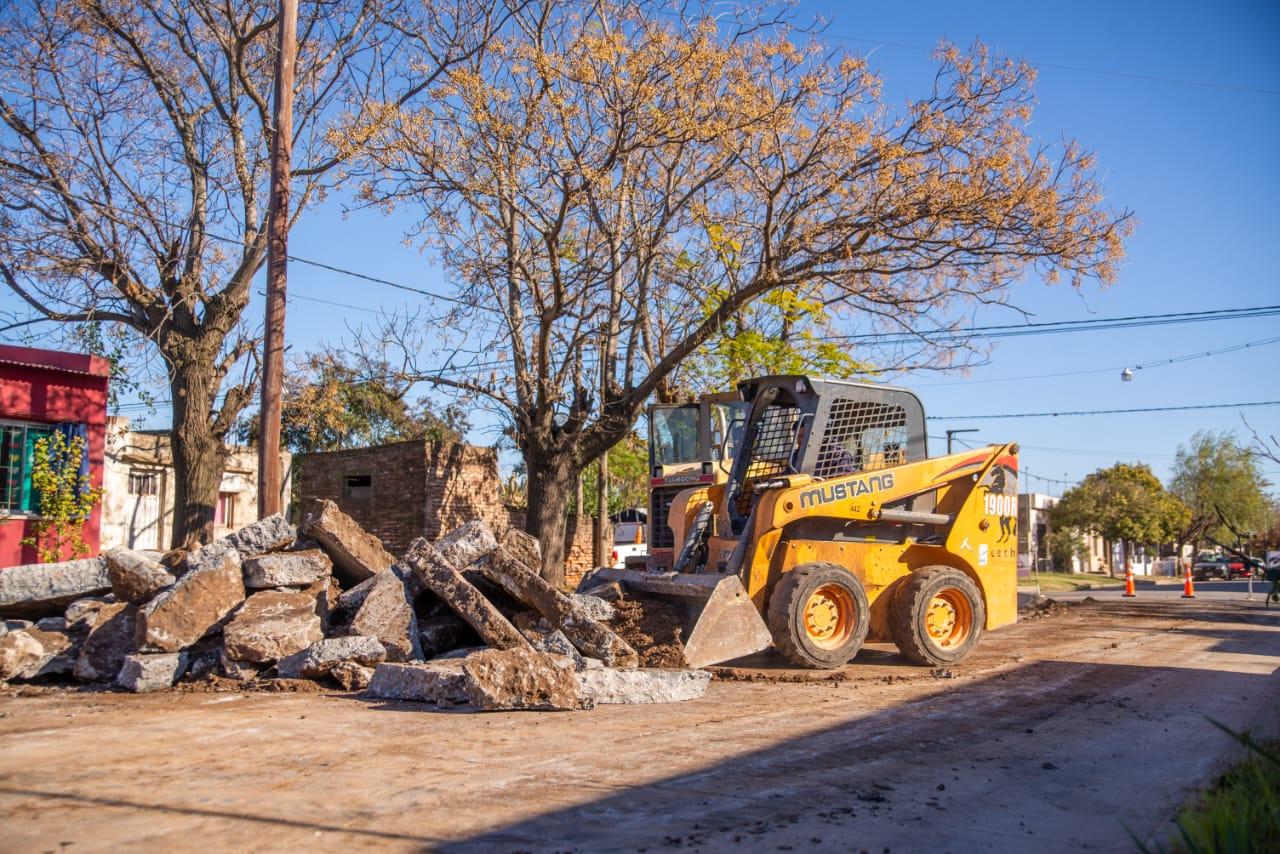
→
(6, 0, 1278, 493)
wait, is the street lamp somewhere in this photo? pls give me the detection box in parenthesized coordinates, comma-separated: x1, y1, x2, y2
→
(1121, 368, 1134, 382)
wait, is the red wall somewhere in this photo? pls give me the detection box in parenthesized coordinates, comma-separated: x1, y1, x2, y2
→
(0, 345, 109, 567)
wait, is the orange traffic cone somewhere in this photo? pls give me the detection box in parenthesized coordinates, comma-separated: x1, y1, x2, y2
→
(1182, 562, 1196, 599)
(1122, 563, 1136, 598)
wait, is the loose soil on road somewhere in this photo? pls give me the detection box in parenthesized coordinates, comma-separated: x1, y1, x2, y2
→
(2, 598, 1278, 853)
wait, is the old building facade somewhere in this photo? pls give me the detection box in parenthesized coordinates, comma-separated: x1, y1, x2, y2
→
(101, 417, 291, 551)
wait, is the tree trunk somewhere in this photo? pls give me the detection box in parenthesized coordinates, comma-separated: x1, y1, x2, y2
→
(595, 454, 609, 567)
(168, 358, 229, 550)
(524, 448, 578, 588)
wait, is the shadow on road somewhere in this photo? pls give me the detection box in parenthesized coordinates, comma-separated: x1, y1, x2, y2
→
(433, 655, 1280, 852)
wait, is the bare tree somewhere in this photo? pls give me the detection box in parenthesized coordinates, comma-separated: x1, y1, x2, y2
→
(350, 1, 1132, 582)
(0, 0, 503, 546)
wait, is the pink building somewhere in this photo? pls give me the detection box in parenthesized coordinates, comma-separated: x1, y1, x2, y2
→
(0, 344, 109, 566)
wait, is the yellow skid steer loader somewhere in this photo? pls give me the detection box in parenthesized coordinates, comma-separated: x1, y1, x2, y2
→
(588, 375, 1019, 669)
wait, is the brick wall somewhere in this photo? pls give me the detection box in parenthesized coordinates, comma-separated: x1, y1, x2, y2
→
(295, 439, 508, 556)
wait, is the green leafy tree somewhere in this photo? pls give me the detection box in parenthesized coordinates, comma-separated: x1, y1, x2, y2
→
(1051, 463, 1189, 575)
(579, 434, 649, 518)
(1047, 526, 1089, 572)
(1169, 431, 1271, 551)
(21, 432, 102, 563)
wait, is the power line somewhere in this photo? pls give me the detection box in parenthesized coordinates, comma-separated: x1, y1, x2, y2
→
(820, 304, 1280, 345)
(913, 334, 1280, 387)
(932, 400, 1280, 420)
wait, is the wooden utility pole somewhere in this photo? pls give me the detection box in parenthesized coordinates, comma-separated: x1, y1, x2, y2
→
(258, 0, 298, 519)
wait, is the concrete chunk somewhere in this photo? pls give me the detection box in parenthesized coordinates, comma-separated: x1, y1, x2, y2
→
(104, 547, 176, 604)
(331, 661, 375, 691)
(570, 593, 616, 624)
(461, 647, 579, 711)
(116, 652, 188, 692)
(0, 557, 110, 618)
(366, 661, 468, 704)
(0, 630, 46, 680)
(242, 549, 332, 589)
(577, 668, 711, 704)
(434, 520, 499, 570)
(73, 602, 138, 682)
(401, 537, 530, 652)
(222, 590, 324, 664)
(481, 531, 638, 667)
(224, 514, 296, 556)
(135, 543, 245, 653)
(277, 636, 386, 679)
(64, 595, 116, 631)
(301, 500, 394, 585)
(348, 568, 421, 662)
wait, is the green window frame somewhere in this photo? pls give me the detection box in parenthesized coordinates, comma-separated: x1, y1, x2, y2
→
(0, 422, 57, 514)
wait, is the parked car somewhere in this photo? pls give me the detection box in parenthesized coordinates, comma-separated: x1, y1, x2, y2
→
(1192, 557, 1230, 581)
(611, 520, 647, 569)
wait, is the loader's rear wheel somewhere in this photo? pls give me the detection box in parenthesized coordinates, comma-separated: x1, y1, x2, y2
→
(891, 567, 984, 666)
(768, 563, 869, 669)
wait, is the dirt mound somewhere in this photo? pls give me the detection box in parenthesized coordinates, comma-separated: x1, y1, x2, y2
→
(611, 595, 687, 668)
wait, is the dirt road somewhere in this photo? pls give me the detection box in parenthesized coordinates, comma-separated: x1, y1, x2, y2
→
(2, 598, 1278, 852)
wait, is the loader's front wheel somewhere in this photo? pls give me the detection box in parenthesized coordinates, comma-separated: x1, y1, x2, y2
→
(768, 563, 870, 669)
(891, 567, 985, 666)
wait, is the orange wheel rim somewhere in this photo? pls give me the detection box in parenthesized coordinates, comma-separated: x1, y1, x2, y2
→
(803, 583, 857, 649)
(925, 588, 973, 650)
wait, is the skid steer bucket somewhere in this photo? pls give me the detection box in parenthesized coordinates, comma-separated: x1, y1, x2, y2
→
(587, 569, 773, 667)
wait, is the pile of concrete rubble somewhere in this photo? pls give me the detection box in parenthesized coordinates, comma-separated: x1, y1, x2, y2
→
(0, 501, 708, 710)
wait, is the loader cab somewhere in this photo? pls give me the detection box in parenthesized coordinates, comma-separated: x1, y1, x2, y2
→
(723, 376, 928, 535)
(647, 393, 748, 570)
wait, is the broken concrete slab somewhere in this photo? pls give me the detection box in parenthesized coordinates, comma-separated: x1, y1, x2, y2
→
(335, 573, 378, 613)
(276, 635, 386, 679)
(217, 649, 263, 682)
(0, 630, 45, 680)
(242, 549, 332, 589)
(301, 500, 394, 585)
(461, 647, 580, 712)
(517, 623, 588, 670)
(0, 557, 110, 618)
(366, 661, 468, 704)
(222, 590, 324, 664)
(434, 646, 485, 660)
(348, 568, 421, 662)
(0, 618, 32, 639)
(570, 593, 616, 624)
(433, 520, 500, 570)
(116, 651, 188, 692)
(577, 668, 711, 704)
(481, 532, 638, 668)
(135, 543, 245, 653)
(103, 547, 176, 604)
(224, 514, 296, 556)
(73, 602, 138, 682)
(330, 661, 375, 691)
(64, 595, 116, 631)
(401, 537, 530, 653)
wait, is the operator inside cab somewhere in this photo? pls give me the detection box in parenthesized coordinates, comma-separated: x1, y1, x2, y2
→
(793, 419, 860, 477)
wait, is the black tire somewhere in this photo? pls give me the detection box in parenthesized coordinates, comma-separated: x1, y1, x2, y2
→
(767, 562, 870, 669)
(890, 567, 985, 666)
